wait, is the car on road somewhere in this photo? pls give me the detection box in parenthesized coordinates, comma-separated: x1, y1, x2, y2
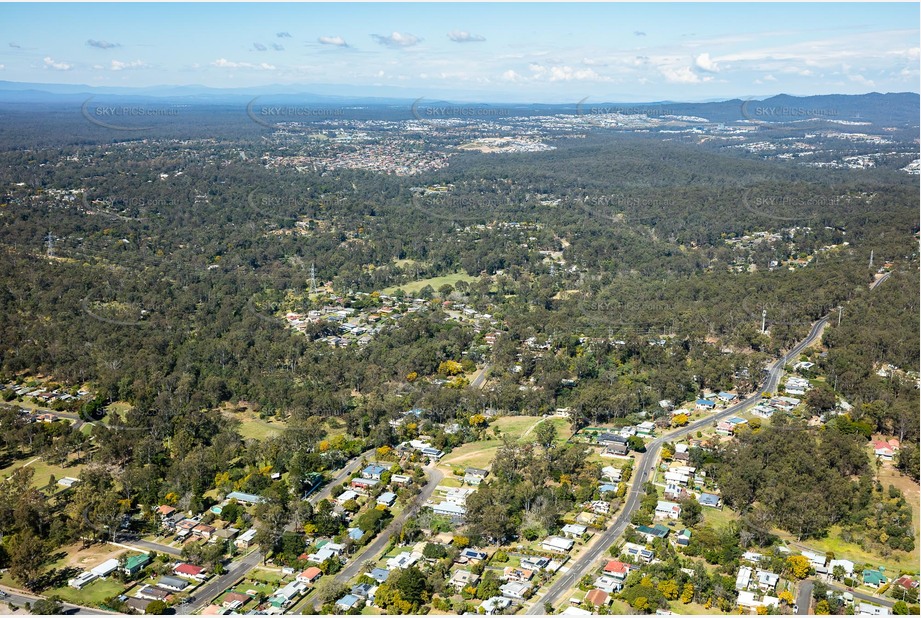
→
(0, 590, 9, 598)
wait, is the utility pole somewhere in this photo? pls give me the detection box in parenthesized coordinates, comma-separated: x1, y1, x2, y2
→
(869, 250, 874, 269)
(45, 231, 54, 257)
(761, 308, 767, 334)
(838, 306, 843, 326)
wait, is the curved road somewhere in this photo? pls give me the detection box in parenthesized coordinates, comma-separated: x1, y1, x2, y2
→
(526, 316, 830, 614)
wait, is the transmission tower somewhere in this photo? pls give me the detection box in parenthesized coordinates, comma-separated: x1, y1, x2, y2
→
(45, 231, 55, 258)
(309, 263, 318, 295)
(868, 250, 874, 269)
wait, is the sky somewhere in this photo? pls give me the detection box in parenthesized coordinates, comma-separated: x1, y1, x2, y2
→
(0, 2, 918, 102)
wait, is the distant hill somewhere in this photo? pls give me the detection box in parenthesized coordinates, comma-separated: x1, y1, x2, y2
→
(0, 80, 916, 126)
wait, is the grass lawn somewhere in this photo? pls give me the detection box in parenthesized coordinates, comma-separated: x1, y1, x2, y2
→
(701, 506, 740, 530)
(0, 457, 85, 490)
(381, 272, 477, 296)
(779, 527, 918, 574)
(47, 578, 127, 606)
(220, 408, 287, 441)
(248, 569, 286, 586)
(439, 415, 574, 472)
(670, 601, 722, 614)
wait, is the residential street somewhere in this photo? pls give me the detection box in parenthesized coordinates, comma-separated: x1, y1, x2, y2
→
(796, 580, 813, 615)
(309, 463, 445, 610)
(526, 314, 831, 614)
(0, 585, 116, 616)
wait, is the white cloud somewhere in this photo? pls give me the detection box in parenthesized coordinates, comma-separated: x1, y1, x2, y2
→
(318, 35, 348, 47)
(694, 52, 720, 73)
(448, 30, 485, 43)
(371, 32, 421, 48)
(660, 65, 708, 84)
(109, 60, 147, 71)
(211, 58, 275, 70)
(43, 56, 72, 71)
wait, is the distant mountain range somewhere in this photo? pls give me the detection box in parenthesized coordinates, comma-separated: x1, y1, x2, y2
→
(0, 80, 917, 125)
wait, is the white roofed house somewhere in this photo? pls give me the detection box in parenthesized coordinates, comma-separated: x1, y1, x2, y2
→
(541, 536, 575, 554)
(655, 500, 682, 520)
(561, 523, 587, 538)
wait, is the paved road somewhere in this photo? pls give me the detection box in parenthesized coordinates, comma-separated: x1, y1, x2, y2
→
(308, 448, 377, 505)
(824, 580, 895, 608)
(310, 464, 446, 610)
(796, 580, 813, 615)
(184, 447, 376, 613)
(0, 585, 116, 615)
(182, 548, 264, 614)
(870, 271, 891, 290)
(111, 533, 183, 557)
(470, 363, 492, 389)
(526, 315, 830, 614)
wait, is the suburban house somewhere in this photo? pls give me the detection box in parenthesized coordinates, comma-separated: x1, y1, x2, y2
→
(136, 585, 172, 601)
(174, 563, 206, 579)
(699, 492, 722, 508)
(481, 596, 512, 614)
(863, 569, 887, 586)
(828, 559, 855, 577)
(192, 523, 216, 539)
(430, 501, 466, 522)
(503, 567, 534, 583)
(599, 482, 619, 495)
(460, 548, 488, 563)
(857, 603, 892, 616)
(361, 464, 388, 480)
(368, 568, 391, 584)
(499, 581, 532, 600)
(561, 523, 587, 538)
(541, 536, 575, 554)
(464, 468, 489, 485)
(716, 420, 735, 436)
(390, 473, 411, 485)
(737, 591, 780, 610)
(235, 528, 257, 549)
(603, 560, 632, 584)
(376, 492, 397, 507)
(387, 551, 423, 570)
(636, 421, 656, 436)
(636, 524, 670, 541)
(675, 529, 692, 546)
(605, 442, 630, 456)
(585, 589, 611, 607)
(123, 554, 151, 577)
(756, 570, 780, 592)
(655, 500, 682, 520)
(872, 441, 896, 461)
(622, 542, 655, 563)
(449, 569, 479, 590)
(157, 576, 189, 592)
(337, 489, 360, 505)
(297, 566, 322, 585)
(350, 477, 380, 491)
(601, 466, 623, 482)
(717, 392, 737, 402)
(269, 581, 307, 608)
(597, 433, 628, 447)
(736, 566, 753, 590)
(696, 398, 716, 410)
(521, 556, 551, 571)
(593, 575, 622, 593)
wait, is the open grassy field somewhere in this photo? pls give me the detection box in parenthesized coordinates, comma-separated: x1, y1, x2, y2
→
(778, 526, 918, 574)
(701, 505, 740, 530)
(381, 272, 478, 296)
(439, 415, 573, 471)
(46, 578, 126, 606)
(0, 457, 85, 490)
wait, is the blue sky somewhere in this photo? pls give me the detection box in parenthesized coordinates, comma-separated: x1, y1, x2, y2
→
(1, 2, 918, 102)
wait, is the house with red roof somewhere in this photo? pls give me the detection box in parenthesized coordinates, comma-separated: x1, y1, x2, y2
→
(173, 563, 206, 579)
(872, 440, 895, 461)
(585, 589, 611, 607)
(297, 567, 322, 585)
(602, 560, 632, 580)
